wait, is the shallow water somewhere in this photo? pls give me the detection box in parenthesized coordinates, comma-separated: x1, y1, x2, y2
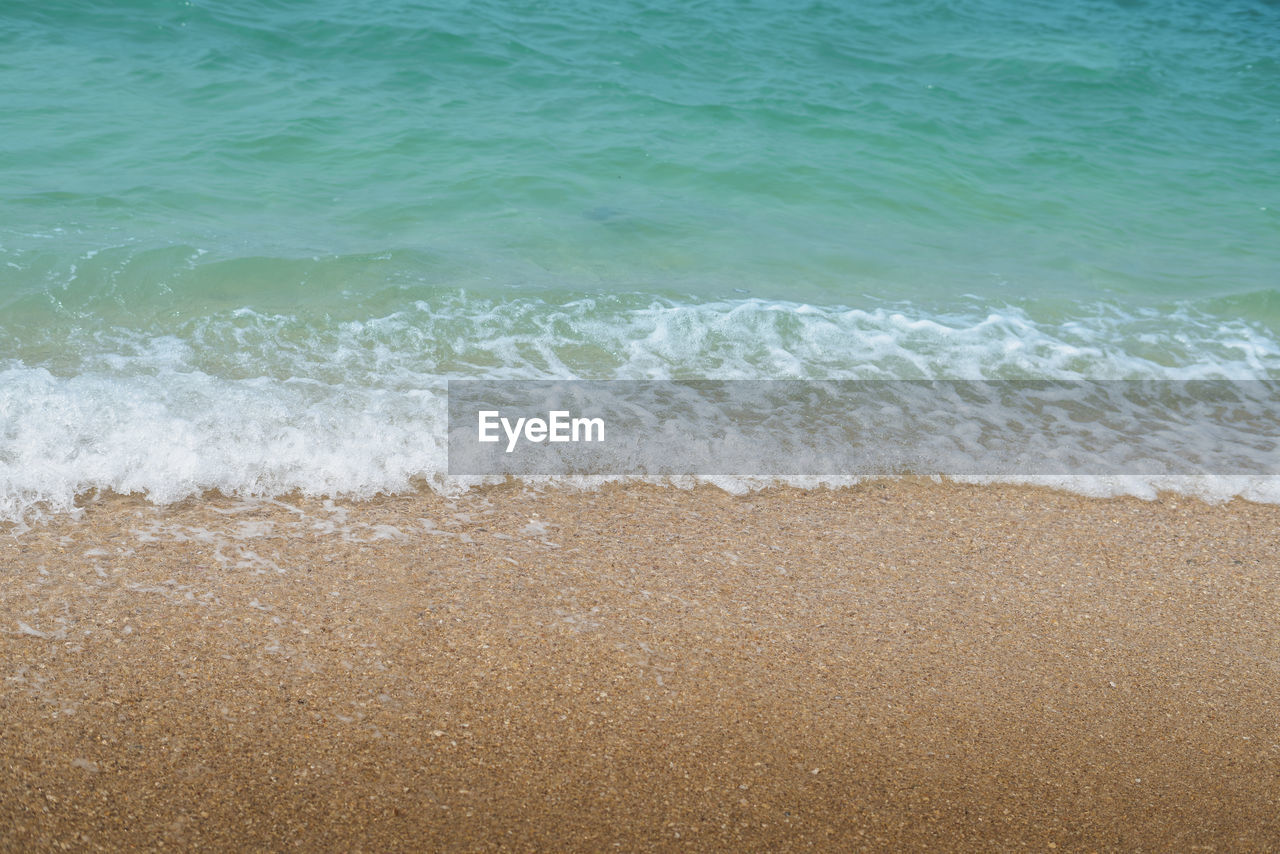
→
(2, 0, 1278, 517)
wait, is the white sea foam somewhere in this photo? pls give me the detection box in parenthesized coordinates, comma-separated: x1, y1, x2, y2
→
(3, 295, 1279, 522)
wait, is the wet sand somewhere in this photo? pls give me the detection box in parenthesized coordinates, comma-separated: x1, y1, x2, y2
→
(1, 481, 1278, 851)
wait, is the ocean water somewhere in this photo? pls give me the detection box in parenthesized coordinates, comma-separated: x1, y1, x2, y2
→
(2, 0, 1278, 519)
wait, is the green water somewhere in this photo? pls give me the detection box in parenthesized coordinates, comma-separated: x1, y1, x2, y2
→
(5, 0, 1277, 305)
(1, 0, 1278, 515)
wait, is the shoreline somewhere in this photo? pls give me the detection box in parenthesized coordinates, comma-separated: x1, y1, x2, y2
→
(2, 481, 1278, 850)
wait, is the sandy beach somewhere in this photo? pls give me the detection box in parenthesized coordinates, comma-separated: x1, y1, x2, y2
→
(1, 481, 1277, 851)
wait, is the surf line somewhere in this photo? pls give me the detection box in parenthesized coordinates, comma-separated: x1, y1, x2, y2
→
(478, 410, 606, 453)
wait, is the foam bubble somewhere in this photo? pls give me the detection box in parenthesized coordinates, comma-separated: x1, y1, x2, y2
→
(3, 293, 1279, 522)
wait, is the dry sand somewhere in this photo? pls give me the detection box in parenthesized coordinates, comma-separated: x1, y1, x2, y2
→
(1, 481, 1277, 851)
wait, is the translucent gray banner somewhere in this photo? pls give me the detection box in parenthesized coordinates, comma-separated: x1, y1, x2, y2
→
(447, 380, 1280, 475)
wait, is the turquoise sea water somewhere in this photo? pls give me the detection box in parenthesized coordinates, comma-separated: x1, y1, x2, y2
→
(2, 0, 1279, 518)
